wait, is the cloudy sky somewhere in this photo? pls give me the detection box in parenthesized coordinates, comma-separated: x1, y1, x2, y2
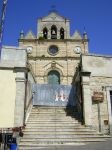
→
(0, 0, 112, 54)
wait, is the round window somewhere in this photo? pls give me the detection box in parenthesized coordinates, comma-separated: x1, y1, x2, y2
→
(49, 45, 58, 55)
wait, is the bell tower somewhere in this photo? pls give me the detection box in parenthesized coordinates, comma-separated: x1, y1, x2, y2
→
(37, 11, 70, 39)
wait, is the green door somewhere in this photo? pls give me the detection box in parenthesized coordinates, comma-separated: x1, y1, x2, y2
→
(48, 70, 60, 85)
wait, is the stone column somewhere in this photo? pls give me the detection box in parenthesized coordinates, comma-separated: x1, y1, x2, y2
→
(81, 72, 92, 126)
(14, 71, 26, 127)
(48, 28, 51, 39)
(57, 29, 60, 39)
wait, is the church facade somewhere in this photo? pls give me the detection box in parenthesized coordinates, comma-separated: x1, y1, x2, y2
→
(19, 12, 88, 85)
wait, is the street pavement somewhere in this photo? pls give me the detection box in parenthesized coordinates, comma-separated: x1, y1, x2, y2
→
(37, 139, 112, 150)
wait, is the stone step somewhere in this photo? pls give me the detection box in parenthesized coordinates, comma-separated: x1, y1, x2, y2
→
(18, 143, 86, 150)
(28, 117, 77, 120)
(30, 110, 78, 113)
(27, 121, 79, 124)
(22, 134, 107, 138)
(31, 111, 69, 113)
(20, 137, 109, 142)
(26, 121, 80, 124)
(23, 127, 95, 132)
(30, 110, 76, 113)
(23, 127, 96, 132)
(18, 144, 85, 150)
(28, 115, 77, 118)
(31, 111, 68, 113)
(23, 129, 96, 132)
(19, 107, 110, 148)
(19, 138, 106, 143)
(32, 107, 67, 109)
(28, 115, 78, 117)
(24, 126, 92, 130)
(19, 142, 85, 148)
(28, 117, 79, 120)
(27, 118, 78, 120)
(23, 131, 100, 135)
(27, 119, 78, 122)
(26, 124, 80, 127)
(31, 108, 74, 110)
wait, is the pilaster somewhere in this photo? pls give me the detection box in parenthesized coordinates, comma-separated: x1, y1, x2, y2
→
(14, 72, 26, 127)
(81, 71, 92, 126)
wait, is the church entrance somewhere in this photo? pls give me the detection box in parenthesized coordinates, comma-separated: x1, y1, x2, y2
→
(48, 70, 60, 85)
(32, 71, 76, 106)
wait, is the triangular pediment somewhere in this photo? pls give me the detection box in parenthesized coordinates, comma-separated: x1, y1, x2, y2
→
(25, 31, 36, 39)
(44, 61, 63, 68)
(72, 30, 82, 39)
(41, 12, 67, 22)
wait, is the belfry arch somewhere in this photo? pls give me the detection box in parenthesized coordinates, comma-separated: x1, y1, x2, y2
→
(60, 28, 64, 39)
(43, 27, 48, 39)
(51, 25, 57, 39)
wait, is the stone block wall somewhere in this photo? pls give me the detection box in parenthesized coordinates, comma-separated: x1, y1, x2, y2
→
(90, 76, 112, 133)
(81, 54, 112, 134)
(20, 40, 85, 85)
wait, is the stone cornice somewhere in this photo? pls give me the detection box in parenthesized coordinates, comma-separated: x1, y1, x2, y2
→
(28, 56, 80, 61)
(18, 38, 89, 43)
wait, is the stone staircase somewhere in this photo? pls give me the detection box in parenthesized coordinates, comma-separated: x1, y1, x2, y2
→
(18, 107, 110, 149)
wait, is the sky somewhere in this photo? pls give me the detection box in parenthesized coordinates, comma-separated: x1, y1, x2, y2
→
(0, 0, 112, 54)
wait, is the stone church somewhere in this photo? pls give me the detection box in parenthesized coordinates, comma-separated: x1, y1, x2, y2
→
(0, 11, 112, 149)
(19, 12, 88, 85)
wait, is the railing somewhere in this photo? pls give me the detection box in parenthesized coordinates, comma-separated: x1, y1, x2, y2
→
(25, 97, 33, 124)
(51, 34, 57, 39)
(24, 81, 33, 124)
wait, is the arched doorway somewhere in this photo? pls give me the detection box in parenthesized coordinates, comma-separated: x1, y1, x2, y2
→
(48, 70, 60, 84)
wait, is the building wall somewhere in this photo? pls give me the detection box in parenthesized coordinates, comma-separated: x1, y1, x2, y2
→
(0, 47, 27, 128)
(0, 70, 16, 128)
(82, 54, 112, 133)
(90, 76, 112, 133)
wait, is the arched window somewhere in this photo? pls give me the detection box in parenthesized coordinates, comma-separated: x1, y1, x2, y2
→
(51, 25, 57, 39)
(48, 70, 60, 84)
(43, 27, 48, 39)
(60, 28, 64, 39)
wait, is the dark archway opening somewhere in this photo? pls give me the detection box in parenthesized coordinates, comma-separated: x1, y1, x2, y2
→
(48, 70, 60, 84)
(60, 28, 64, 39)
(51, 25, 57, 39)
(43, 27, 48, 39)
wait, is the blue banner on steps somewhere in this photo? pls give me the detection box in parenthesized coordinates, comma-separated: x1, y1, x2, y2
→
(32, 84, 76, 106)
